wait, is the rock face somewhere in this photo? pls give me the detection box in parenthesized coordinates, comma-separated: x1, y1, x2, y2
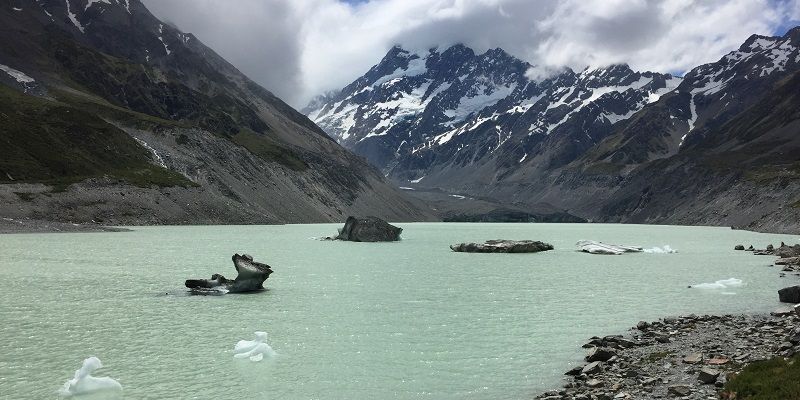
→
(450, 240, 554, 253)
(778, 286, 800, 303)
(185, 254, 273, 294)
(576, 240, 643, 255)
(336, 216, 403, 242)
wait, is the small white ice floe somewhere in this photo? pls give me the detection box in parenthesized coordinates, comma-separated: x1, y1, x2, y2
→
(689, 278, 744, 290)
(233, 331, 276, 362)
(59, 356, 122, 398)
(643, 245, 678, 254)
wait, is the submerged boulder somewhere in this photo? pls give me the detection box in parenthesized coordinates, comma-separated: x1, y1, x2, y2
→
(336, 216, 402, 242)
(450, 240, 554, 253)
(577, 240, 643, 255)
(185, 254, 273, 295)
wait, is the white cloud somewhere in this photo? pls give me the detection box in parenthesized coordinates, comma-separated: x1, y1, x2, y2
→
(142, 0, 797, 108)
(524, 65, 566, 82)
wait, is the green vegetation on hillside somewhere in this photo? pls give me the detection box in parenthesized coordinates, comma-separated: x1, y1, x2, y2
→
(0, 84, 194, 189)
(232, 129, 308, 171)
(723, 355, 800, 400)
(46, 31, 269, 137)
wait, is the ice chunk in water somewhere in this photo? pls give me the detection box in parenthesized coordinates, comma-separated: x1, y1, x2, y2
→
(643, 245, 677, 254)
(233, 331, 276, 362)
(690, 278, 743, 289)
(59, 356, 122, 398)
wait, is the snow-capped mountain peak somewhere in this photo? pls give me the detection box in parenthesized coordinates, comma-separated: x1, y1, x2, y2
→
(304, 44, 679, 174)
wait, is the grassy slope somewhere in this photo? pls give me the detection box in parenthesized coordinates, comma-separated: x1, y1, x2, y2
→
(723, 355, 800, 400)
(0, 84, 194, 188)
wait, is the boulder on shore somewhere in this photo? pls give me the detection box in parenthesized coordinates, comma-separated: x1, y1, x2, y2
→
(778, 285, 800, 303)
(185, 254, 273, 295)
(335, 216, 402, 242)
(734, 244, 745, 250)
(450, 240, 554, 253)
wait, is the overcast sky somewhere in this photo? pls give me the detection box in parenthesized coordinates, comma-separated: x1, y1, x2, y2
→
(141, 0, 800, 108)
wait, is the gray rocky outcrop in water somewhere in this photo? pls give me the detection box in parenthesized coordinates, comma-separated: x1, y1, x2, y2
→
(449, 240, 554, 253)
(185, 254, 273, 295)
(335, 216, 403, 242)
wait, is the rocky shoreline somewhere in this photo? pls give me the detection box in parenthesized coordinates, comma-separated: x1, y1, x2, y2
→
(535, 311, 799, 400)
(536, 244, 800, 399)
(0, 217, 129, 234)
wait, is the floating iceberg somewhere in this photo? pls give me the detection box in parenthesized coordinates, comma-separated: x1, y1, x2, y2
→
(689, 278, 744, 289)
(576, 240, 643, 255)
(643, 245, 678, 254)
(59, 357, 122, 398)
(233, 331, 276, 362)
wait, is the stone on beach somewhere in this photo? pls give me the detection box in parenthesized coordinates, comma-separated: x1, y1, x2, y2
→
(450, 239, 554, 253)
(697, 367, 720, 384)
(682, 353, 703, 364)
(667, 384, 692, 397)
(582, 361, 603, 375)
(586, 347, 617, 362)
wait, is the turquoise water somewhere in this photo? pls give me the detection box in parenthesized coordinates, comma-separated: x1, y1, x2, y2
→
(0, 223, 796, 399)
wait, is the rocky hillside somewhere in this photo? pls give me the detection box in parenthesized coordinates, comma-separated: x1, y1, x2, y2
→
(306, 28, 800, 232)
(0, 0, 433, 225)
(541, 27, 800, 232)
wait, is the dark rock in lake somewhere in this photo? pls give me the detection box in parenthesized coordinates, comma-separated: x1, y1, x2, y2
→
(746, 245, 754, 251)
(185, 254, 273, 294)
(734, 244, 745, 250)
(778, 285, 800, 303)
(449, 240, 554, 253)
(336, 216, 402, 242)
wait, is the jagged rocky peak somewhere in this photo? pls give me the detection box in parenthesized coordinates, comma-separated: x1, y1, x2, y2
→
(304, 42, 682, 176)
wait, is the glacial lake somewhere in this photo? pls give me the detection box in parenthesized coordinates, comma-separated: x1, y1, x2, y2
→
(0, 223, 797, 399)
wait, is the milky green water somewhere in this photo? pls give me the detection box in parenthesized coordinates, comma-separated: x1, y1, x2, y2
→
(0, 223, 796, 399)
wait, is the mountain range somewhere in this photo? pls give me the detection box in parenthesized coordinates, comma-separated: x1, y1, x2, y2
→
(0, 0, 433, 225)
(305, 28, 800, 232)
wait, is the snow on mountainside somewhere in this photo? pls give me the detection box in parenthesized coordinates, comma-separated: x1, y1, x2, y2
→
(304, 44, 680, 179)
(587, 26, 800, 167)
(305, 27, 800, 232)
